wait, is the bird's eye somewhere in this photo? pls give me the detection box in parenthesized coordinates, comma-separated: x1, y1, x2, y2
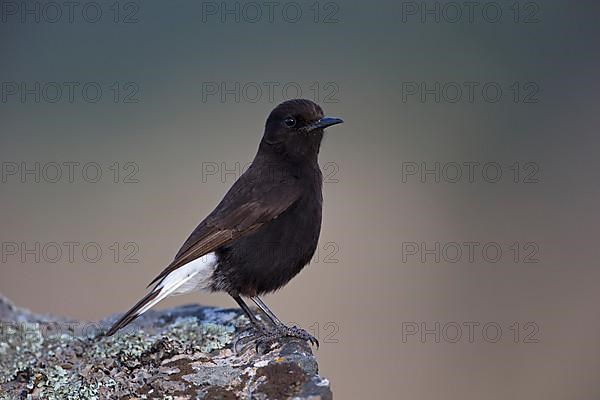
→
(284, 117, 296, 128)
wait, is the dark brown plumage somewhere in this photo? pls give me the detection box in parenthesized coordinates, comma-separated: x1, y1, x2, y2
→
(107, 99, 343, 347)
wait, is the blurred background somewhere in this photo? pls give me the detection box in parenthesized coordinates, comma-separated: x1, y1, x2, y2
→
(1, 0, 599, 398)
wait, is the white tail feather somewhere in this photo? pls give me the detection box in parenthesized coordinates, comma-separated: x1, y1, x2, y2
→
(138, 252, 218, 316)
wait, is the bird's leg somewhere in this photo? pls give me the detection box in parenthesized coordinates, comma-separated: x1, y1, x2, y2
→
(232, 294, 262, 327)
(231, 294, 271, 353)
(250, 296, 319, 350)
(250, 296, 284, 326)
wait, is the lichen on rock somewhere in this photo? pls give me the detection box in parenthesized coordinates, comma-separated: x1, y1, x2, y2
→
(0, 295, 332, 399)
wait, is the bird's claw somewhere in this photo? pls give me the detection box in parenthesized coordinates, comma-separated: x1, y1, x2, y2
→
(235, 324, 318, 354)
(281, 325, 319, 348)
(232, 327, 257, 354)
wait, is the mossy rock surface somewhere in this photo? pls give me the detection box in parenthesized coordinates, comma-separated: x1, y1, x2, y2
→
(0, 295, 332, 399)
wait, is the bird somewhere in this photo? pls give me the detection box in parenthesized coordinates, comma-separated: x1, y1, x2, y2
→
(106, 99, 343, 350)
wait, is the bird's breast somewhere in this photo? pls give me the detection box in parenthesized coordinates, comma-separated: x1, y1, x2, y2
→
(213, 180, 323, 296)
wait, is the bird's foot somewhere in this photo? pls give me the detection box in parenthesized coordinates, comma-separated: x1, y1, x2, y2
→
(232, 326, 259, 353)
(233, 323, 319, 354)
(252, 324, 319, 353)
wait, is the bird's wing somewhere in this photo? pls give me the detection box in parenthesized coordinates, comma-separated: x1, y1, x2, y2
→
(147, 175, 302, 288)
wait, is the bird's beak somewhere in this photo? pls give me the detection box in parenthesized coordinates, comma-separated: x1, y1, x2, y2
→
(303, 117, 344, 133)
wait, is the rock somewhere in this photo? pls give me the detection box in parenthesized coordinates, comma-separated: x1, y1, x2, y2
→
(0, 295, 332, 399)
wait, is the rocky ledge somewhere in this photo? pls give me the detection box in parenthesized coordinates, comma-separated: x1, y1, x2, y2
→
(0, 295, 332, 399)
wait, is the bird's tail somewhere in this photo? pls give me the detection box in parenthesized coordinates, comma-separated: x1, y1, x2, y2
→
(106, 273, 197, 336)
(106, 255, 218, 336)
(105, 287, 163, 336)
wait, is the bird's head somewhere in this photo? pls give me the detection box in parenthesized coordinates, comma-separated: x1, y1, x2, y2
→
(260, 99, 343, 162)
